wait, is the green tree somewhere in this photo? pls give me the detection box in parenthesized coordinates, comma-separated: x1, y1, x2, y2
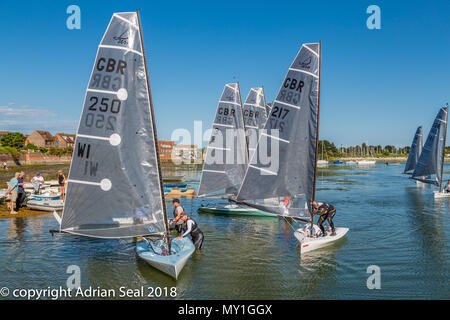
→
(0, 132, 26, 149)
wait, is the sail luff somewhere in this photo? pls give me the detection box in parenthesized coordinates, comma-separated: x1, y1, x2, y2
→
(136, 9, 170, 240)
(311, 40, 322, 228)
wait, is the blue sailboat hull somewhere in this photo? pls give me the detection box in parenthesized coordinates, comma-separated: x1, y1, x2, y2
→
(136, 237, 195, 279)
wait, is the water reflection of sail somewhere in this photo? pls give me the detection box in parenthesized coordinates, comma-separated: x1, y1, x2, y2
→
(404, 184, 447, 296)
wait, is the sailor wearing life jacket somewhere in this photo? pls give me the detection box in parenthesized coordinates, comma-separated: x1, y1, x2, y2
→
(169, 198, 186, 233)
(177, 215, 204, 250)
(312, 201, 337, 236)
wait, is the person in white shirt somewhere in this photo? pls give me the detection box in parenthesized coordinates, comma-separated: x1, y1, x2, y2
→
(31, 171, 45, 194)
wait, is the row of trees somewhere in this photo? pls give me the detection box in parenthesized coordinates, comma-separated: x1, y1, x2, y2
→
(0, 132, 73, 161)
(319, 141, 413, 158)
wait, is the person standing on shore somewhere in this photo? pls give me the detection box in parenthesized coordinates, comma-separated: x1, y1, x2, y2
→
(3, 162, 7, 170)
(58, 170, 66, 200)
(31, 171, 45, 194)
(16, 172, 25, 211)
(6, 172, 19, 215)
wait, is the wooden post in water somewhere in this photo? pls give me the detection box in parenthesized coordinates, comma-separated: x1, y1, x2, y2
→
(311, 41, 322, 236)
(136, 9, 171, 252)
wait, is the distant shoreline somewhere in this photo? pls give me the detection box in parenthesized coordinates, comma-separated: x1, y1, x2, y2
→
(331, 157, 450, 163)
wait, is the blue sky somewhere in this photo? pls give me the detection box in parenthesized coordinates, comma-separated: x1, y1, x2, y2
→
(0, 0, 449, 147)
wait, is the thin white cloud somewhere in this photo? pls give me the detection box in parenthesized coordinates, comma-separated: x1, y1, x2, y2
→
(0, 105, 58, 118)
(0, 103, 77, 133)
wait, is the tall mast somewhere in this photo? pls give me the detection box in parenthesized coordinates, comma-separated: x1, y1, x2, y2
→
(136, 9, 171, 249)
(311, 41, 322, 229)
(439, 105, 448, 192)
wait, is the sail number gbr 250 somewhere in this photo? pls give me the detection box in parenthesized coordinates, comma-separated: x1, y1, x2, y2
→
(84, 96, 121, 131)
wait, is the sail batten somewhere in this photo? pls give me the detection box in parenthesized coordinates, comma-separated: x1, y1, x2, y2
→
(236, 43, 321, 219)
(197, 83, 248, 198)
(411, 107, 448, 187)
(60, 12, 167, 238)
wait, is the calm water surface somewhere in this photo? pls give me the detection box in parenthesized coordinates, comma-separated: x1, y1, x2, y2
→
(1, 164, 448, 299)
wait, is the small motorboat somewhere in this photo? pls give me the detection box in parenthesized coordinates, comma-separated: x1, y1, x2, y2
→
(27, 199, 64, 211)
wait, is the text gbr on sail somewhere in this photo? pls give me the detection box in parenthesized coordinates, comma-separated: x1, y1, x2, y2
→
(91, 57, 127, 91)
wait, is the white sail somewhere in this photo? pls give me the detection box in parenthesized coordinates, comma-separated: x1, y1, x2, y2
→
(242, 87, 268, 161)
(237, 43, 321, 220)
(198, 83, 248, 198)
(60, 12, 167, 238)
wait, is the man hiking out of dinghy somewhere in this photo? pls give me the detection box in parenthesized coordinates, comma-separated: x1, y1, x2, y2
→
(312, 201, 336, 237)
(169, 198, 187, 233)
(177, 215, 204, 250)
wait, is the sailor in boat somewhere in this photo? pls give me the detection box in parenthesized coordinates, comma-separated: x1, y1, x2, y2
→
(313, 201, 337, 236)
(444, 180, 450, 193)
(169, 198, 187, 233)
(177, 214, 204, 250)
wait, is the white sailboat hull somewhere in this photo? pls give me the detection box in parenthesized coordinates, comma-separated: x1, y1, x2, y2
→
(136, 238, 195, 279)
(356, 160, 376, 165)
(433, 191, 450, 199)
(27, 199, 64, 211)
(294, 227, 349, 253)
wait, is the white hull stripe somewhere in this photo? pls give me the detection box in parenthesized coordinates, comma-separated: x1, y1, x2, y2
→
(261, 132, 290, 143)
(289, 67, 318, 78)
(248, 165, 277, 175)
(99, 44, 142, 56)
(274, 100, 301, 110)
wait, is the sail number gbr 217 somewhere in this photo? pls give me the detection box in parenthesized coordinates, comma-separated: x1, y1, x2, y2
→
(269, 78, 304, 132)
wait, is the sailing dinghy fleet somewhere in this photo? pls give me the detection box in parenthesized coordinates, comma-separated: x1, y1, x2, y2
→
(406, 106, 449, 198)
(198, 42, 349, 252)
(48, 10, 350, 280)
